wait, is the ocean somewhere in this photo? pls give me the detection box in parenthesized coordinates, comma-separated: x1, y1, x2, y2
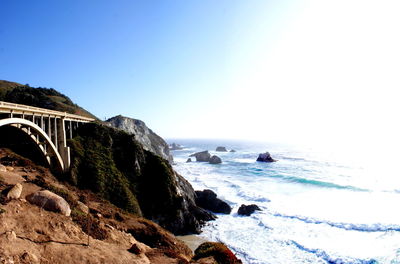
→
(169, 139, 400, 264)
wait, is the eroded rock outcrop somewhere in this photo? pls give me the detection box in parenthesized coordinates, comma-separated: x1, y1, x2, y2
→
(69, 123, 213, 235)
(106, 115, 173, 163)
(195, 189, 231, 214)
(190, 151, 211, 162)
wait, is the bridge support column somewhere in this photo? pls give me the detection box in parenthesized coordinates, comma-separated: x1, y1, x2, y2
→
(57, 118, 70, 171)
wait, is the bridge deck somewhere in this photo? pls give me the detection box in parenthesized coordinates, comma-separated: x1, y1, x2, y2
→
(0, 101, 95, 122)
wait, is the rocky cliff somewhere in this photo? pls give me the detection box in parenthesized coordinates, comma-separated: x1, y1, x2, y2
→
(68, 122, 213, 235)
(0, 148, 222, 263)
(106, 115, 173, 163)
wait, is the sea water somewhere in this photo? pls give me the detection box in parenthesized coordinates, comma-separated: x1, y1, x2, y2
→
(170, 139, 400, 264)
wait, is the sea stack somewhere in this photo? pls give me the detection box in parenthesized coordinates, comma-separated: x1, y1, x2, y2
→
(216, 146, 228, 152)
(256, 152, 276, 162)
(189, 151, 211, 162)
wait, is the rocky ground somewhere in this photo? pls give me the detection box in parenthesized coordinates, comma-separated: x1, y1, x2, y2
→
(0, 148, 241, 264)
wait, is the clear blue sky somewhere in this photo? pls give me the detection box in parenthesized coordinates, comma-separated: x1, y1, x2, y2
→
(1, 0, 400, 156)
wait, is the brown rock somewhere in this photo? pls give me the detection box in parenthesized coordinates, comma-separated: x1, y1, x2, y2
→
(0, 164, 6, 172)
(26, 190, 71, 216)
(76, 201, 89, 214)
(7, 183, 23, 200)
(6, 231, 17, 241)
(128, 243, 142, 255)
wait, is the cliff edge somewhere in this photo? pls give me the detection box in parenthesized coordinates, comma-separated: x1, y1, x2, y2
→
(106, 115, 173, 163)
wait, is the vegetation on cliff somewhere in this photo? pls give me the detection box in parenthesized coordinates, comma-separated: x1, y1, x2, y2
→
(68, 122, 208, 234)
(0, 80, 96, 119)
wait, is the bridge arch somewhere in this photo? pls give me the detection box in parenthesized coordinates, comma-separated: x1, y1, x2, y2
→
(0, 118, 64, 171)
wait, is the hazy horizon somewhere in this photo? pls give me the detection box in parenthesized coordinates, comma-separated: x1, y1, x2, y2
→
(1, 0, 399, 159)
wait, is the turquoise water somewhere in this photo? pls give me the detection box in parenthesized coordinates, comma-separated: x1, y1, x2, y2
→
(170, 139, 400, 264)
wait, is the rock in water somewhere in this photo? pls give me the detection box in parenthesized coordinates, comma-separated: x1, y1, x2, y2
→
(230, 149, 236, 152)
(216, 146, 228, 152)
(186, 158, 192, 163)
(256, 152, 276, 162)
(209, 155, 222, 164)
(189, 151, 211, 162)
(6, 183, 23, 199)
(195, 189, 231, 214)
(170, 143, 183, 150)
(26, 190, 71, 216)
(237, 204, 261, 216)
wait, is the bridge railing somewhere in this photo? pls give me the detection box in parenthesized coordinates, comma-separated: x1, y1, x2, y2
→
(0, 101, 95, 122)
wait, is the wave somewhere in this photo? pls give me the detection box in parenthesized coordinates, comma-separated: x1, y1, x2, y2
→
(265, 173, 368, 191)
(289, 240, 377, 264)
(274, 213, 400, 232)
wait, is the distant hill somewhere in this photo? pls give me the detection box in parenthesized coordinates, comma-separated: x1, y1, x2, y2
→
(0, 80, 97, 119)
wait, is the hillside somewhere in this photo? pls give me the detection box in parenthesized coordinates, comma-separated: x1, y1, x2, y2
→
(0, 80, 97, 119)
(0, 148, 224, 263)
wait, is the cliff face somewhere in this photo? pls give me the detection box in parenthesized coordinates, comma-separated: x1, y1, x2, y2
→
(106, 115, 173, 163)
(68, 123, 213, 235)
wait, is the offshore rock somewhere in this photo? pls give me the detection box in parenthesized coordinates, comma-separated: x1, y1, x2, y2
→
(209, 155, 222, 164)
(170, 143, 183, 150)
(230, 149, 236, 153)
(195, 189, 231, 214)
(106, 115, 173, 163)
(186, 158, 192, 163)
(26, 190, 71, 216)
(189, 151, 211, 162)
(256, 152, 276, 162)
(216, 146, 227, 152)
(237, 204, 261, 216)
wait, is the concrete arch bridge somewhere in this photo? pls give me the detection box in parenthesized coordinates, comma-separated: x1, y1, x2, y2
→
(0, 101, 94, 172)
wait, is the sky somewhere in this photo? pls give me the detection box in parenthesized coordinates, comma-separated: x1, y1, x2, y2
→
(1, 0, 400, 156)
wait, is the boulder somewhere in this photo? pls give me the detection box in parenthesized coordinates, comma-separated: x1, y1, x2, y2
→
(256, 152, 276, 162)
(230, 149, 236, 153)
(186, 158, 192, 163)
(170, 143, 183, 150)
(209, 155, 222, 164)
(128, 243, 142, 255)
(190, 151, 211, 162)
(195, 189, 231, 214)
(237, 204, 261, 216)
(76, 201, 89, 214)
(215, 146, 227, 152)
(6, 183, 23, 199)
(26, 190, 71, 216)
